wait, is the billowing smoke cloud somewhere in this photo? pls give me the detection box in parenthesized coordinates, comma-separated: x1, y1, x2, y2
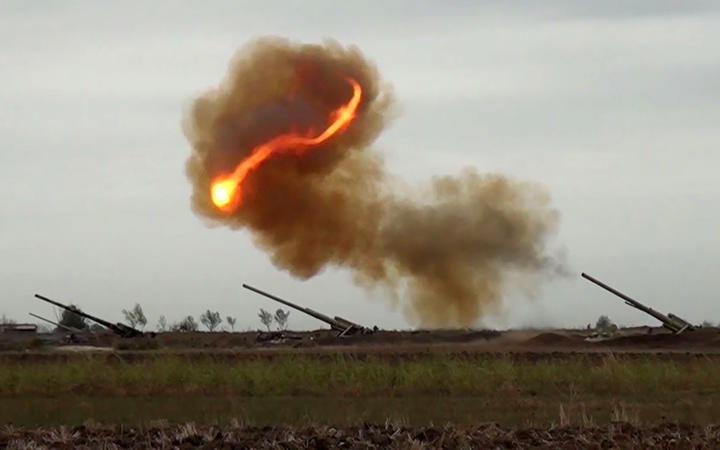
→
(184, 37, 562, 327)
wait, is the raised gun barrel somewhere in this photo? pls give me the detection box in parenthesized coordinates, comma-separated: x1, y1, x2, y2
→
(242, 283, 369, 336)
(580, 273, 693, 334)
(29, 312, 83, 333)
(34, 294, 144, 338)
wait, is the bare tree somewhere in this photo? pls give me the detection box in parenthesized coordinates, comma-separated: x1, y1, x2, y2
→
(258, 309, 273, 331)
(122, 303, 147, 330)
(226, 316, 237, 331)
(122, 307, 137, 328)
(0, 314, 15, 325)
(274, 309, 291, 331)
(172, 316, 198, 332)
(200, 310, 222, 331)
(596, 315, 612, 331)
(157, 315, 168, 332)
(595, 315, 617, 335)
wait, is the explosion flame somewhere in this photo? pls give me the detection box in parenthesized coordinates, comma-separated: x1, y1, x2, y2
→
(210, 77, 362, 213)
(184, 38, 563, 327)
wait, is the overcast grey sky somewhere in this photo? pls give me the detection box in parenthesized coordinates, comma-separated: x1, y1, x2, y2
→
(1, 1, 719, 331)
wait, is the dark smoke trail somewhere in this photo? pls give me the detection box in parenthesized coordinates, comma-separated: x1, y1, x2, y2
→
(183, 37, 562, 327)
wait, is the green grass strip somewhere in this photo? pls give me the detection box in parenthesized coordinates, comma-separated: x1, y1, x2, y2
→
(1, 354, 718, 398)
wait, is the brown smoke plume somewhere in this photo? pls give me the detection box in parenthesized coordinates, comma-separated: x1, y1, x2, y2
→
(184, 37, 562, 327)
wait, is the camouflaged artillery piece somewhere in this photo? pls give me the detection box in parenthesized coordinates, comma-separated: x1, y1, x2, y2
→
(34, 294, 150, 338)
(243, 283, 375, 337)
(581, 273, 694, 334)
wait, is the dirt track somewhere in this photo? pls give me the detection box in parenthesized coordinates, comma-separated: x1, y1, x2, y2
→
(3, 423, 718, 449)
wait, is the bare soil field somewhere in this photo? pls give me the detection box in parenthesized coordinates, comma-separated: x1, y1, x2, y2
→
(2, 327, 719, 363)
(3, 422, 718, 449)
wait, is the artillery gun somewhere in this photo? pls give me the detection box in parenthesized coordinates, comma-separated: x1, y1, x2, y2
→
(29, 312, 83, 333)
(581, 273, 694, 334)
(243, 283, 374, 337)
(34, 294, 148, 338)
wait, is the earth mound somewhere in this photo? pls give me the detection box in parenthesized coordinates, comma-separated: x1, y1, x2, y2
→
(524, 332, 586, 348)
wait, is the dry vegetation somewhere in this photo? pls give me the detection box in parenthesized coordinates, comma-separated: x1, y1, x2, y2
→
(3, 330, 720, 446)
(3, 422, 720, 449)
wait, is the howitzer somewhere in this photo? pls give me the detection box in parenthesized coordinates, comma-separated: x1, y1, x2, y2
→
(242, 283, 372, 336)
(581, 273, 694, 334)
(29, 312, 83, 333)
(34, 294, 146, 338)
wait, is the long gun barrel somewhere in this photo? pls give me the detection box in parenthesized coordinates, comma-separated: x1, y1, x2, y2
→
(242, 284, 368, 336)
(581, 273, 693, 334)
(34, 294, 144, 338)
(29, 312, 83, 333)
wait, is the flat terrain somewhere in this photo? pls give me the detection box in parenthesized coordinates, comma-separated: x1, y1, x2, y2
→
(2, 326, 720, 447)
(3, 325, 720, 356)
(2, 351, 720, 428)
(3, 353, 720, 398)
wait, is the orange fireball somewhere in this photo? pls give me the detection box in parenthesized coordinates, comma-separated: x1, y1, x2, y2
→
(210, 178, 236, 211)
(210, 77, 362, 213)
